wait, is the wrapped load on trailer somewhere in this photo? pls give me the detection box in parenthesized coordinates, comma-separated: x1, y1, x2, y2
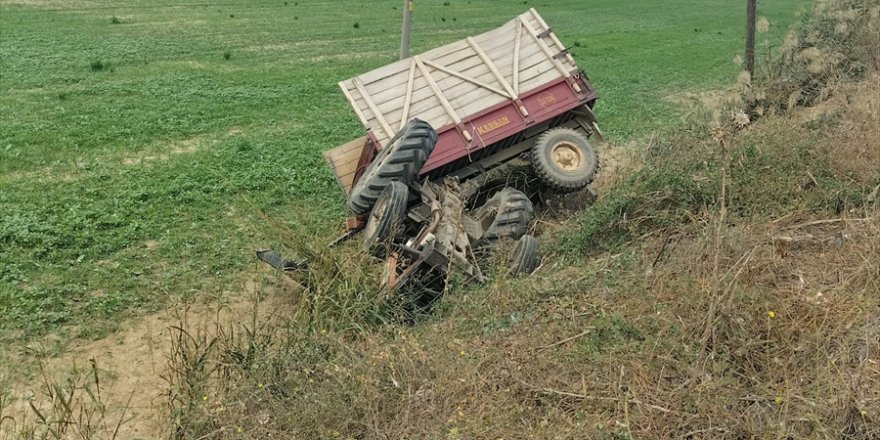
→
(317, 8, 603, 311)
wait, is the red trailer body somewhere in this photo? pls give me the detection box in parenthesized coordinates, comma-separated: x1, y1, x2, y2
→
(325, 9, 598, 198)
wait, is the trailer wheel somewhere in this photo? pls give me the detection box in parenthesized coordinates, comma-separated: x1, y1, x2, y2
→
(363, 181, 409, 253)
(508, 234, 539, 276)
(475, 188, 533, 247)
(530, 127, 597, 192)
(347, 119, 437, 214)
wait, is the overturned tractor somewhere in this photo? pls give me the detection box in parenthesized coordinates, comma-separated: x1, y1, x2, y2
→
(265, 9, 602, 310)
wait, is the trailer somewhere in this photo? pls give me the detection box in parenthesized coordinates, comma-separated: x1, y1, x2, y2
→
(318, 9, 601, 311)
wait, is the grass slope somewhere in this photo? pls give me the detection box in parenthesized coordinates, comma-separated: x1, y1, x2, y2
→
(1, 0, 804, 342)
(153, 2, 879, 436)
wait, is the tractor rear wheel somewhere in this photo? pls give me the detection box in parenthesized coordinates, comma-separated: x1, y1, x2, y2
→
(347, 119, 437, 214)
(362, 181, 409, 254)
(508, 234, 539, 276)
(474, 188, 533, 248)
(530, 127, 597, 192)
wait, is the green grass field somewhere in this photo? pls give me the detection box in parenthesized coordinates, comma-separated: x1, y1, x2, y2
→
(0, 0, 806, 343)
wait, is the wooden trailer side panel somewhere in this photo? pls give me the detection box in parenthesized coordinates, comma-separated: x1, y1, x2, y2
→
(338, 8, 577, 150)
(323, 136, 369, 195)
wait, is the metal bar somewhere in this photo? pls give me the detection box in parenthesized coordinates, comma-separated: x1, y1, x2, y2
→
(255, 249, 307, 271)
(352, 77, 396, 140)
(552, 49, 571, 61)
(400, 0, 412, 59)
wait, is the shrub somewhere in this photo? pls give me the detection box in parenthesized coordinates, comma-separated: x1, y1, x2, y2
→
(762, 0, 880, 111)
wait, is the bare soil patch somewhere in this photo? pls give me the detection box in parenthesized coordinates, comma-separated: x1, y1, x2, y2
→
(0, 273, 297, 439)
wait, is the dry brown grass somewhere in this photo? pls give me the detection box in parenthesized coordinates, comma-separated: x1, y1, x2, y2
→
(145, 206, 877, 439)
(140, 1, 880, 436)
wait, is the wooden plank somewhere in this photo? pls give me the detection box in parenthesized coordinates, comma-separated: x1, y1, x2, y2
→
(331, 159, 360, 180)
(519, 16, 571, 80)
(352, 33, 527, 109)
(529, 8, 576, 66)
(355, 56, 416, 89)
(349, 19, 520, 119)
(373, 56, 555, 132)
(354, 40, 545, 118)
(368, 48, 554, 127)
(324, 136, 367, 194)
(513, 20, 522, 95)
(525, 10, 576, 71)
(399, 65, 560, 128)
(422, 59, 510, 99)
(343, 10, 581, 145)
(324, 136, 367, 167)
(399, 59, 417, 129)
(352, 77, 395, 140)
(525, 11, 543, 32)
(355, 54, 491, 112)
(336, 139, 367, 155)
(356, 19, 514, 87)
(466, 36, 518, 100)
(517, 65, 560, 93)
(338, 81, 370, 128)
(415, 56, 463, 127)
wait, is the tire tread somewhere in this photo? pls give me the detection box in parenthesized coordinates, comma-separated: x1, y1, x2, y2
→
(348, 119, 437, 214)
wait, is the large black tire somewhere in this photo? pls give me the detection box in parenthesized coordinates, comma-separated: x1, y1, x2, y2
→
(362, 181, 409, 253)
(474, 188, 533, 247)
(347, 119, 437, 214)
(530, 127, 598, 192)
(508, 234, 539, 276)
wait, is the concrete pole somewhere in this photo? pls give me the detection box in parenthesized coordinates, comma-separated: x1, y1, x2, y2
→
(745, 0, 756, 75)
(400, 0, 413, 60)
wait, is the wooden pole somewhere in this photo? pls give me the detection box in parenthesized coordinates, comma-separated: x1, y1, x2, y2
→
(745, 0, 756, 75)
(400, 0, 413, 60)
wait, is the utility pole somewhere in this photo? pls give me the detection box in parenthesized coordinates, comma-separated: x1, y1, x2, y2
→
(400, 0, 413, 60)
(745, 0, 756, 75)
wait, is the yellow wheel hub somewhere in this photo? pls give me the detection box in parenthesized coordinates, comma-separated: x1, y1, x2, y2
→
(550, 141, 584, 172)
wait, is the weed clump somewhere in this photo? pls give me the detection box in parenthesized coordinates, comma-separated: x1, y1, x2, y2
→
(574, 162, 713, 250)
(89, 60, 104, 71)
(573, 0, 880, 254)
(762, 0, 879, 112)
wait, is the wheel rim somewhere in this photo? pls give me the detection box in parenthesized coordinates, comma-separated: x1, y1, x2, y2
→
(550, 141, 584, 172)
(365, 195, 388, 239)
